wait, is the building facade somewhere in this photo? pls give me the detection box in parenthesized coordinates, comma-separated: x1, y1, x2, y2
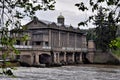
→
(0, 15, 88, 66)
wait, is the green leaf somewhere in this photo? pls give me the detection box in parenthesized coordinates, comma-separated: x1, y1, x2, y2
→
(90, 0, 94, 6)
(78, 22, 85, 26)
(75, 2, 88, 11)
(107, 0, 115, 5)
(2, 53, 8, 60)
(14, 49, 20, 55)
(97, 0, 105, 2)
(92, 4, 98, 12)
(75, 4, 80, 7)
(5, 62, 11, 66)
(20, 34, 29, 42)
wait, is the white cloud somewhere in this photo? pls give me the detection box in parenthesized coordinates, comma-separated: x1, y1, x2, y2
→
(21, 0, 119, 29)
(21, 0, 95, 29)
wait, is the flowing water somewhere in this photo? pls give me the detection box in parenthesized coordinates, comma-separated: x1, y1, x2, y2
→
(0, 65, 120, 80)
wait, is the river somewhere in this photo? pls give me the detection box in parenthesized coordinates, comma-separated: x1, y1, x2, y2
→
(0, 65, 120, 80)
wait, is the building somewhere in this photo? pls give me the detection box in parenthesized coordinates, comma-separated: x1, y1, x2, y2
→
(1, 14, 89, 66)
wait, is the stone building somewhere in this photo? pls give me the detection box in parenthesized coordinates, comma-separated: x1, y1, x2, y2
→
(0, 14, 88, 66)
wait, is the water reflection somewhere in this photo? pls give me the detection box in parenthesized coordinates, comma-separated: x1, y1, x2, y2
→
(0, 65, 120, 80)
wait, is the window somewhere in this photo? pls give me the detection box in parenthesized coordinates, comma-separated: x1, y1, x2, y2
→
(35, 41, 42, 45)
(45, 42, 48, 46)
(25, 41, 28, 45)
(16, 55, 20, 59)
(16, 40, 20, 45)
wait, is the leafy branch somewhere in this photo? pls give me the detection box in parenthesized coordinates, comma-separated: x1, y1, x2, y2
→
(0, 0, 55, 76)
(75, 0, 120, 26)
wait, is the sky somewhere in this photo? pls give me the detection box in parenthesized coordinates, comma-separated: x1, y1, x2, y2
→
(22, 0, 96, 29)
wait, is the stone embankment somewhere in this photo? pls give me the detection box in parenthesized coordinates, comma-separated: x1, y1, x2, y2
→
(87, 50, 120, 65)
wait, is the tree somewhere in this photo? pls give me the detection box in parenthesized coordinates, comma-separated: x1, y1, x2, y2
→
(110, 37, 120, 48)
(0, 0, 55, 76)
(75, 0, 120, 51)
(94, 7, 118, 51)
(75, 0, 119, 26)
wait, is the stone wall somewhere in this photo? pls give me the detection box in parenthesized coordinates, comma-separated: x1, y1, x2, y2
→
(87, 50, 120, 64)
(93, 51, 120, 64)
(87, 40, 120, 65)
(20, 55, 33, 66)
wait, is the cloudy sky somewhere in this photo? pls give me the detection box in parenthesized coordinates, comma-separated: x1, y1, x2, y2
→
(22, 0, 96, 29)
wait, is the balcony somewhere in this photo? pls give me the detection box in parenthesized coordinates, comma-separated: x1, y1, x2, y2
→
(42, 46, 51, 49)
(62, 47, 87, 52)
(0, 44, 32, 49)
(14, 45, 32, 49)
(32, 46, 51, 50)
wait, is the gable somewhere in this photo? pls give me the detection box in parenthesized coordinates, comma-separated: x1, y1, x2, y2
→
(24, 19, 48, 30)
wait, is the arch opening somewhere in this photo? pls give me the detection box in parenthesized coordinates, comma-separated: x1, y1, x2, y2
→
(66, 52, 73, 64)
(82, 52, 90, 64)
(59, 52, 65, 65)
(74, 52, 80, 64)
(39, 54, 51, 64)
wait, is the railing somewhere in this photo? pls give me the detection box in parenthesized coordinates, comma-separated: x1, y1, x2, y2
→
(62, 47, 87, 51)
(62, 47, 75, 50)
(81, 48, 88, 52)
(0, 44, 32, 49)
(14, 45, 32, 49)
(75, 48, 82, 51)
(0, 44, 87, 51)
(42, 46, 51, 49)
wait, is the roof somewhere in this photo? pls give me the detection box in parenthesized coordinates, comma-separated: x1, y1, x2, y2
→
(57, 14, 64, 18)
(24, 17, 83, 34)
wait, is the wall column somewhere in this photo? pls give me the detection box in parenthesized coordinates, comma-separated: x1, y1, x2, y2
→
(57, 53, 60, 63)
(23, 41, 25, 45)
(64, 52, 66, 62)
(67, 32, 69, 47)
(80, 52, 83, 63)
(49, 30, 51, 47)
(54, 53, 57, 63)
(59, 31, 61, 47)
(32, 53, 35, 65)
(75, 34, 77, 49)
(35, 53, 40, 65)
(28, 41, 30, 46)
(72, 52, 75, 63)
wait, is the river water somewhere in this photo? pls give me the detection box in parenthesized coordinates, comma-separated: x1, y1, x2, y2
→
(0, 65, 120, 80)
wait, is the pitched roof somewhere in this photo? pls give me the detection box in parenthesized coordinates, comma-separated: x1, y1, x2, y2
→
(24, 17, 83, 34)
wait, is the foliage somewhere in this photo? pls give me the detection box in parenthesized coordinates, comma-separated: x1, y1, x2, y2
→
(80, 28, 96, 41)
(0, 0, 55, 76)
(76, 0, 119, 51)
(87, 28, 96, 41)
(93, 7, 118, 51)
(110, 37, 120, 48)
(75, 0, 120, 26)
(111, 48, 120, 59)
